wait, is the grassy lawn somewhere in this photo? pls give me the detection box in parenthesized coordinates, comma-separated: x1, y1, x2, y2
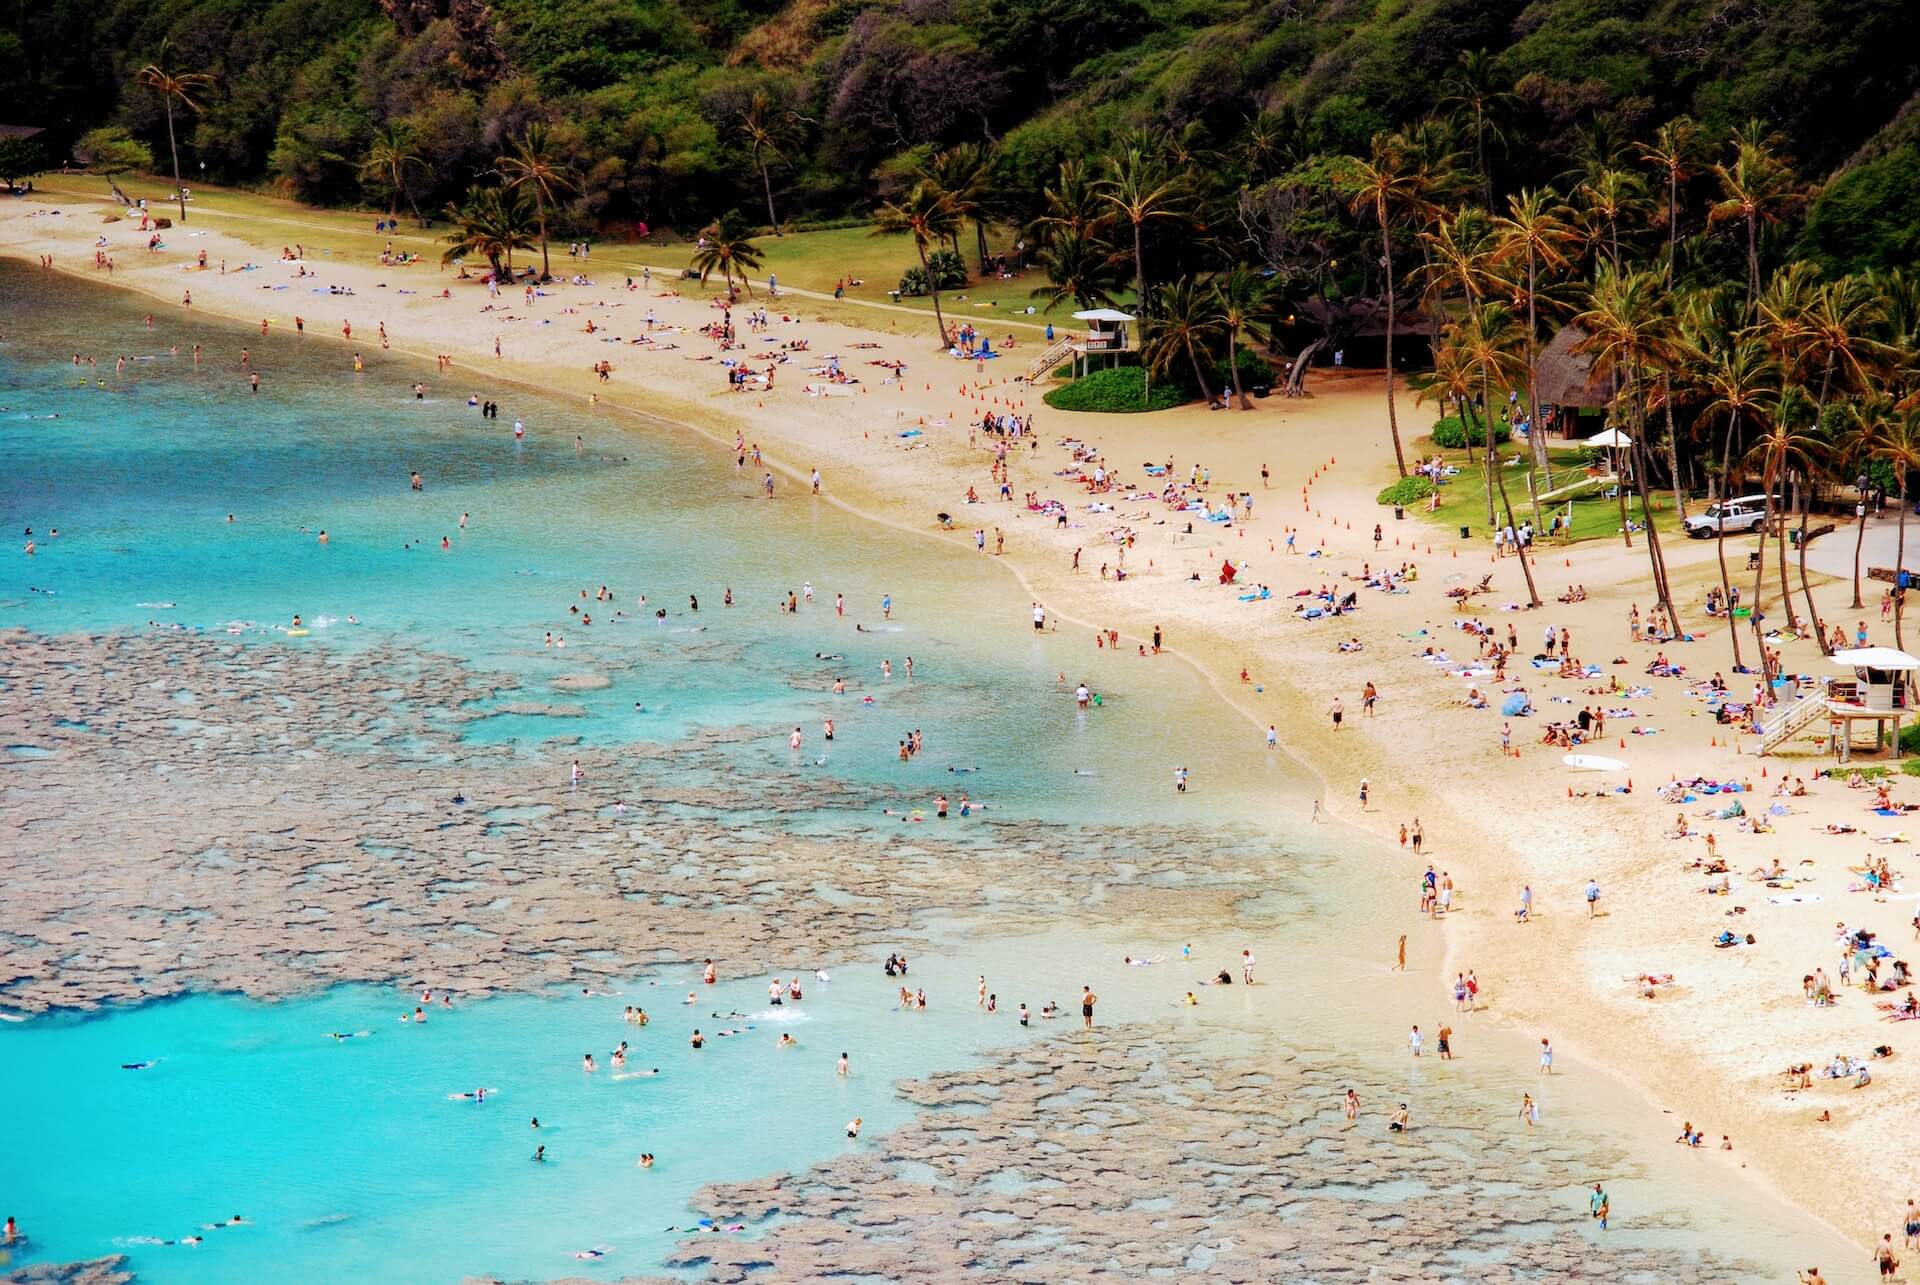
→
(1399, 435, 1683, 544)
(33, 172, 1081, 336)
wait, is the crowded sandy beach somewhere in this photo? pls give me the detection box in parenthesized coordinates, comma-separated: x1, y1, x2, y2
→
(3, 166, 1917, 1279)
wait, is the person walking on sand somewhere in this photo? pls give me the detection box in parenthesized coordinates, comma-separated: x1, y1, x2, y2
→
(1409, 1024, 1422, 1056)
(1590, 1184, 1609, 1230)
(1515, 884, 1533, 922)
(1393, 935, 1407, 972)
(1585, 878, 1601, 917)
(1519, 1093, 1538, 1127)
(1329, 696, 1344, 729)
(1539, 1037, 1553, 1074)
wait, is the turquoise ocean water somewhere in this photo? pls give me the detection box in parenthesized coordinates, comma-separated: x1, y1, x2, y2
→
(0, 263, 1294, 1282)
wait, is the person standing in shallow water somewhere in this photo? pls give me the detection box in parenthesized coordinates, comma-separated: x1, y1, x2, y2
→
(1081, 986, 1097, 1029)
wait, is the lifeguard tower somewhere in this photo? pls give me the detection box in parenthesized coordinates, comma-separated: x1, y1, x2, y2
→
(1821, 647, 1920, 762)
(1022, 308, 1136, 383)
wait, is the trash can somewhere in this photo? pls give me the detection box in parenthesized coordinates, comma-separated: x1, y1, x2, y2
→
(1394, 506, 1405, 520)
(1459, 525, 1471, 539)
(1252, 384, 1270, 398)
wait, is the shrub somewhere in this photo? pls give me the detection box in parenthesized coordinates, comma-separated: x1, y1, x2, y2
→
(1210, 345, 1276, 396)
(1043, 366, 1187, 413)
(1376, 476, 1437, 507)
(926, 249, 967, 289)
(1431, 415, 1510, 449)
(900, 252, 968, 296)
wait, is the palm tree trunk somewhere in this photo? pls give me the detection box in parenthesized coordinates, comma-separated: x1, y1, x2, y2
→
(1132, 223, 1146, 314)
(1778, 472, 1796, 632)
(1716, 407, 1745, 669)
(1226, 324, 1249, 410)
(1661, 375, 1687, 518)
(919, 241, 949, 347)
(1798, 490, 1827, 654)
(1899, 473, 1910, 652)
(1492, 453, 1542, 607)
(1381, 223, 1407, 477)
(1187, 349, 1214, 407)
(1615, 441, 1633, 549)
(1852, 488, 1870, 610)
(1475, 110, 1490, 209)
(1751, 466, 1775, 677)
(1745, 214, 1759, 316)
(165, 102, 187, 224)
(760, 156, 779, 235)
(1524, 252, 1548, 476)
(976, 220, 990, 275)
(535, 191, 550, 281)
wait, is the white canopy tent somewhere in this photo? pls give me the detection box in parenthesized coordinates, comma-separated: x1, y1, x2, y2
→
(1582, 427, 1633, 448)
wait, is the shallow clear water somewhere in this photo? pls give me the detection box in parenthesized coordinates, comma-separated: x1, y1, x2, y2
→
(0, 262, 1288, 826)
(0, 950, 1075, 1284)
(0, 265, 1300, 1280)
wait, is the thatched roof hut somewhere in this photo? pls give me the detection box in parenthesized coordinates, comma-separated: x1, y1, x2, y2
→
(1534, 324, 1617, 410)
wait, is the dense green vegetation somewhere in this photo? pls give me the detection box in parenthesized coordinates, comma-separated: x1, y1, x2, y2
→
(1044, 367, 1186, 413)
(7, 0, 1917, 262)
(1430, 415, 1510, 449)
(9, 0, 1920, 684)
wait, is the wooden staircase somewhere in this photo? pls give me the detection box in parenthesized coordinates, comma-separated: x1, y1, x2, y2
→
(1758, 688, 1828, 755)
(1023, 337, 1074, 384)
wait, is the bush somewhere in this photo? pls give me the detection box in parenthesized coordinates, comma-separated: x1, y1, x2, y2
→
(1043, 366, 1187, 413)
(926, 249, 967, 289)
(1211, 344, 1276, 396)
(1431, 415, 1511, 449)
(1376, 476, 1437, 507)
(898, 250, 968, 297)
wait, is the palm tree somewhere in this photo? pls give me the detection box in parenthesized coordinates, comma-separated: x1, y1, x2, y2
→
(923, 142, 999, 273)
(690, 210, 765, 297)
(1030, 229, 1118, 313)
(360, 125, 432, 225)
(1878, 407, 1920, 649)
(1094, 147, 1190, 312)
(1739, 411, 1825, 667)
(1839, 398, 1894, 613)
(1214, 266, 1276, 409)
(1033, 159, 1103, 241)
(1790, 276, 1892, 617)
(1638, 118, 1699, 519)
(1450, 302, 1541, 606)
(497, 123, 578, 282)
(1637, 118, 1698, 282)
(1693, 334, 1778, 667)
(873, 182, 963, 346)
(1573, 266, 1681, 621)
(1575, 168, 1648, 273)
(1438, 48, 1517, 207)
(1144, 277, 1226, 408)
(441, 186, 537, 280)
(1339, 135, 1426, 478)
(136, 42, 214, 225)
(734, 91, 798, 236)
(1493, 189, 1575, 479)
(1710, 140, 1798, 316)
